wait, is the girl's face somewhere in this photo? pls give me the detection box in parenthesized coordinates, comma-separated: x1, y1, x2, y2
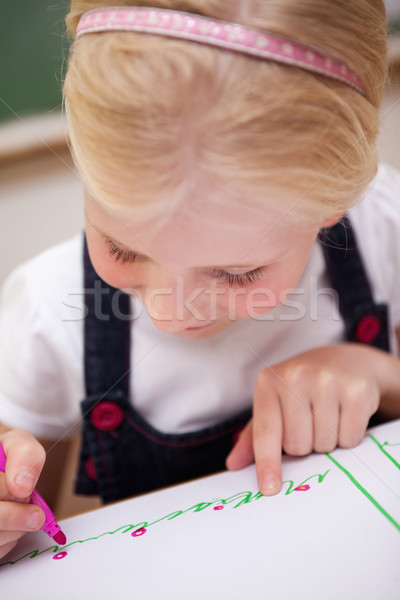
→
(84, 184, 330, 339)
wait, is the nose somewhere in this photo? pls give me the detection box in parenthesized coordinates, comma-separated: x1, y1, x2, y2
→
(143, 273, 209, 333)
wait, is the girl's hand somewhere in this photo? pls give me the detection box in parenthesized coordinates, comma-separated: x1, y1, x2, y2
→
(0, 429, 46, 560)
(226, 344, 399, 496)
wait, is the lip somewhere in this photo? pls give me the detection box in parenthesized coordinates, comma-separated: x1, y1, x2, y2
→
(185, 323, 215, 331)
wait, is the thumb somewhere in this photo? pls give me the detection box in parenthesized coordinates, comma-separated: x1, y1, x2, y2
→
(1, 430, 46, 499)
(226, 420, 254, 471)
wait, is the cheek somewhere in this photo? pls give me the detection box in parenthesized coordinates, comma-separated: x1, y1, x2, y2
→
(226, 268, 303, 318)
(225, 283, 282, 318)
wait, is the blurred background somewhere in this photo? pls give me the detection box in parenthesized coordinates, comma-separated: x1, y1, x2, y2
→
(0, 1, 81, 286)
(0, 1, 400, 518)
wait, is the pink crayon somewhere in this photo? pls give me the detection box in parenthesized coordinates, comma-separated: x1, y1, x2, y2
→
(0, 444, 67, 546)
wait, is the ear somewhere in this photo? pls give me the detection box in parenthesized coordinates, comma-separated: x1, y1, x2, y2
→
(321, 212, 344, 229)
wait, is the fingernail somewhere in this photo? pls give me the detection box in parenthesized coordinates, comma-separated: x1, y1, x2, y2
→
(27, 510, 43, 530)
(14, 472, 36, 494)
(261, 477, 281, 496)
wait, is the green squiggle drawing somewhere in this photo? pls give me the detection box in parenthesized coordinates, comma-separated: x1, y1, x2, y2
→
(0, 524, 150, 567)
(0, 472, 329, 568)
(282, 470, 330, 495)
(148, 491, 265, 527)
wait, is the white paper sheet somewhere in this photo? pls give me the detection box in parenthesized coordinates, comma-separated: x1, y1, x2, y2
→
(1, 420, 399, 599)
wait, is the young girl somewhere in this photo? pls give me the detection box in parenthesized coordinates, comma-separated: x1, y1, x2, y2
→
(1, 0, 400, 560)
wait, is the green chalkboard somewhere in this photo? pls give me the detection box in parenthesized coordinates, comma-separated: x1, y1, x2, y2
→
(0, 1, 70, 122)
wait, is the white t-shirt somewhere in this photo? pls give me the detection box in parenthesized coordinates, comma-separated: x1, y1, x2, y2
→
(1, 163, 400, 440)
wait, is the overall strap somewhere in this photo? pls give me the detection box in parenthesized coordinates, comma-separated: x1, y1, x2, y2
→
(319, 215, 390, 352)
(83, 235, 131, 397)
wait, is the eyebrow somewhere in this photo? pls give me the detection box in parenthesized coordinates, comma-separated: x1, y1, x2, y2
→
(90, 220, 273, 270)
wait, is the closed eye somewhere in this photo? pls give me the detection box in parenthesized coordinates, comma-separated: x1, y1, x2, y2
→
(212, 267, 266, 287)
(105, 239, 137, 264)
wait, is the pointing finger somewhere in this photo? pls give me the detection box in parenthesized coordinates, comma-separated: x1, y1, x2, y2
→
(253, 373, 283, 496)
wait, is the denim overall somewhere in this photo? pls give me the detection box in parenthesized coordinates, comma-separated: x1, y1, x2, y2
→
(75, 216, 390, 503)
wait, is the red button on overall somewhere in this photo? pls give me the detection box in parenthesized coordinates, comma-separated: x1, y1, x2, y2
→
(355, 315, 380, 344)
(90, 401, 124, 431)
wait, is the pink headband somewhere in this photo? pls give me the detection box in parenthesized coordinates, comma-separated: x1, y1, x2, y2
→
(76, 7, 365, 96)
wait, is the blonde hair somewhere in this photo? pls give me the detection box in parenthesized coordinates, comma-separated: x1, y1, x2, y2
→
(64, 0, 388, 220)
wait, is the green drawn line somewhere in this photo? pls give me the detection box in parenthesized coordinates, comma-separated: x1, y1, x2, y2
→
(369, 435, 400, 471)
(148, 490, 265, 527)
(282, 470, 330, 495)
(326, 453, 400, 532)
(0, 472, 329, 568)
(0, 524, 149, 566)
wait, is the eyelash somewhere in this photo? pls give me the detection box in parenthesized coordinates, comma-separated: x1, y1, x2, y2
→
(212, 268, 265, 287)
(105, 240, 265, 286)
(106, 240, 136, 264)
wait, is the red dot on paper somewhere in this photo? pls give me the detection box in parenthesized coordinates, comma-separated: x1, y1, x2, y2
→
(213, 505, 224, 510)
(53, 552, 68, 560)
(131, 528, 147, 537)
(294, 485, 310, 491)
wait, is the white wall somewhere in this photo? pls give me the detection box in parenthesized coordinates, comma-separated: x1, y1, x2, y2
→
(0, 149, 84, 285)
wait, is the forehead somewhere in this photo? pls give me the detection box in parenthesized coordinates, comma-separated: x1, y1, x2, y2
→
(85, 184, 316, 268)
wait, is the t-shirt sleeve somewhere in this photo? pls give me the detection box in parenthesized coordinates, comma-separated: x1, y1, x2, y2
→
(0, 241, 84, 440)
(350, 163, 400, 345)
